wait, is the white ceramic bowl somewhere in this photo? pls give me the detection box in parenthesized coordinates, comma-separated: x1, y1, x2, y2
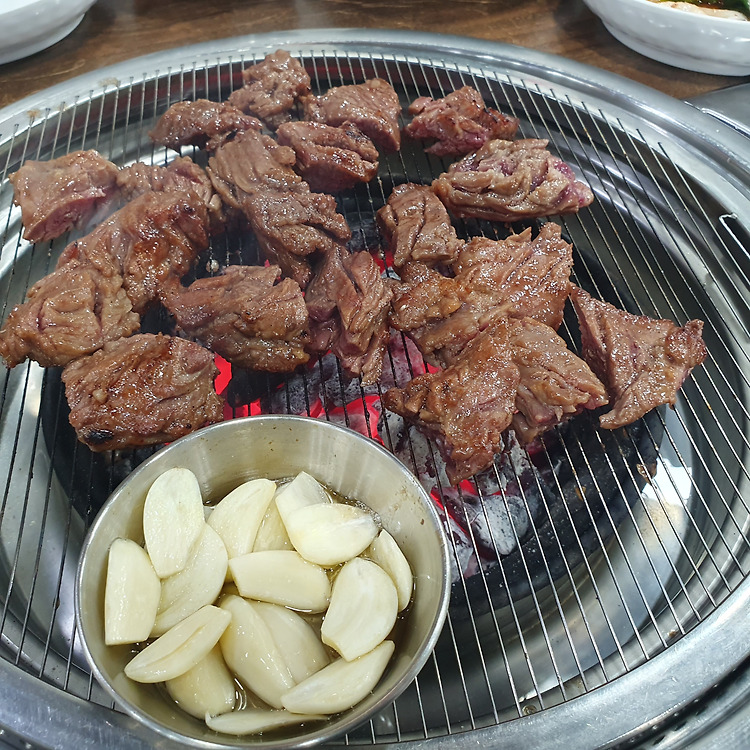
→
(0, 0, 97, 65)
(582, 0, 750, 76)
(75, 415, 451, 749)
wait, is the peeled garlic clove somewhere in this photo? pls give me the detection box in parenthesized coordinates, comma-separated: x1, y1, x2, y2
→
(207, 479, 276, 559)
(321, 557, 398, 661)
(284, 503, 378, 566)
(104, 538, 161, 646)
(281, 640, 395, 715)
(124, 604, 231, 683)
(254, 602, 329, 683)
(365, 530, 413, 612)
(229, 551, 330, 612)
(218, 595, 295, 709)
(205, 708, 325, 735)
(143, 467, 205, 578)
(165, 645, 236, 719)
(273, 472, 330, 526)
(151, 524, 228, 636)
(252, 500, 292, 552)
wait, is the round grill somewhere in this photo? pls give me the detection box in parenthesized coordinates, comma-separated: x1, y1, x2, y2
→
(0, 30, 748, 749)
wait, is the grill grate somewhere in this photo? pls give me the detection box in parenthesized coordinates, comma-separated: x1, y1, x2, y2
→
(0, 34, 748, 748)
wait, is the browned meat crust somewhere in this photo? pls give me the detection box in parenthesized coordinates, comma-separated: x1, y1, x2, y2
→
(62, 333, 223, 452)
(305, 245, 393, 385)
(56, 191, 209, 314)
(509, 317, 608, 444)
(302, 78, 402, 153)
(376, 183, 463, 271)
(570, 287, 707, 430)
(9, 150, 119, 243)
(207, 129, 351, 288)
(383, 317, 520, 484)
(149, 99, 262, 151)
(404, 86, 520, 158)
(227, 50, 312, 129)
(160, 265, 310, 373)
(276, 120, 379, 193)
(433, 138, 594, 222)
(0, 261, 139, 369)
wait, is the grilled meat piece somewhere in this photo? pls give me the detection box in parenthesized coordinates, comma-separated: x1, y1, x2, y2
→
(509, 316, 608, 443)
(0, 261, 139, 369)
(377, 183, 463, 271)
(570, 287, 707, 430)
(207, 129, 351, 287)
(276, 121, 379, 193)
(404, 85, 520, 158)
(383, 316, 520, 484)
(56, 191, 210, 314)
(62, 333, 223, 452)
(227, 50, 311, 129)
(433, 138, 594, 222)
(302, 78, 402, 153)
(9, 150, 119, 243)
(390, 224, 574, 365)
(161, 265, 310, 373)
(116, 156, 225, 233)
(149, 99, 262, 151)
(451, 222, 573, 330)
(305, 245, 393, 385)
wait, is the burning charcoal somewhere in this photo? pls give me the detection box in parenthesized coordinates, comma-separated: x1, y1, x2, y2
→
(404, 85, 520, 158)
(62, 333, 223, 452)
(570, 286, 707, 429)
(227, 50, 312, 129)
(433, 138, 594, 222)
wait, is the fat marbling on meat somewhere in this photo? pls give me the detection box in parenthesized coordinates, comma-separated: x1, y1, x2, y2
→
(62, 333, 223, 452)
(404, 85, 520, 158)
(433, 138, 594, 222)
(570, 286, 707, 430)
(160, 265, 310, 373)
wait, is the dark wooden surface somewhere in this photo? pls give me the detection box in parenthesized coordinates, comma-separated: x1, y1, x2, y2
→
(0, 0, 747, 110)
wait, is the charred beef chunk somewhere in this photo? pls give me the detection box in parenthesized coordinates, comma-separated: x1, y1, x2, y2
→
(116, 156, 225, 233)
(433, 138, 594, 222)
(376, 183, 463, 271)
(276, 121, 379, 193)
(0, 261, 139, 369)
(207, 129, 351, 288)
(451, 222, 573, 330)
(404, 85, 520, 158)
(302, 78, 402, 153)
(9, 150, 120, 243)
(62, 333, 223, 452)
(509, 316, 608, 444)
(383, 316, 520, 484)
(56, 191, 210, 314)
(305, 245, 393, 385)
(227, 50, 312, 129)
(390, 224, 574, 365)
(570, 286, 707, 430)
(161, 265, 310, 373)
(149, 99, 262, 151)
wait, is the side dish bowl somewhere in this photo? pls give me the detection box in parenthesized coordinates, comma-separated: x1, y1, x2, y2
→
(582, 0, 750, 76)
(75, 415, 451, 749)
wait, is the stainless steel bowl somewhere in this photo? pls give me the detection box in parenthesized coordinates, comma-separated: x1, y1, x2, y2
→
(74, 415, 451, 749)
